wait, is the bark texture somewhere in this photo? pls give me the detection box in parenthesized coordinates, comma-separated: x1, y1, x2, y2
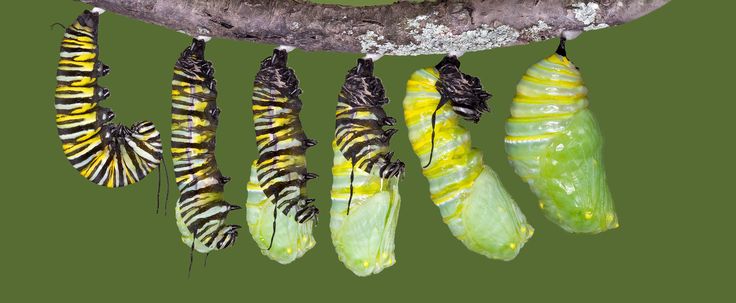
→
(80, 0, 670, 55)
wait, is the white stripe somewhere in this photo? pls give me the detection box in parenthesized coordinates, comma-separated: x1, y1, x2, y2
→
(87, 150, 109, 180)
(60, 51, 93, 58)
(67, 140, 101, 160)
(72, 149, 101, 169)
(59, 128, 94, 140)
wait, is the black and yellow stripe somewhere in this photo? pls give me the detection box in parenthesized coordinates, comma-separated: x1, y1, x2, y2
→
(250, 49, 318, 247)
(55, 10, 161, 188)
(172, 39, 239, 253)
(334, 58, 404, 214)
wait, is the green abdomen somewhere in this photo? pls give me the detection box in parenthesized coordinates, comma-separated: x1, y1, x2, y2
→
(505, 54, 618, 234)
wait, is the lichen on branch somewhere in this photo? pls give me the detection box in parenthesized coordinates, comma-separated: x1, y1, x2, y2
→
(80, 0, 670, 56)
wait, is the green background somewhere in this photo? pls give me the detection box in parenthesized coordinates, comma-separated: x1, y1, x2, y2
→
(1, 0, 732, 301)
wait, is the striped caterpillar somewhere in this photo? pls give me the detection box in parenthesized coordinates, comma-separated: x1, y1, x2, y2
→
(331, 58, 404, 276)
(246, 48, 318, 264)
(505, 41, 619, 233)
(171, 39, 240, 267)
(55, 9, 162, 188)
(403, 56, 533, 260)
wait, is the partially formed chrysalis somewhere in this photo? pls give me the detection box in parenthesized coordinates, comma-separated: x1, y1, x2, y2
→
(505, 40, 619, 233)
(403, 56, 533, 260)
(171, 38, 240, 261)
(331, 58, 404, 276)
(246, 48, 318, 264)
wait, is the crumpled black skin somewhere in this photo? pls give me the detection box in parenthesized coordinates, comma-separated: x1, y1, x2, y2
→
(435, 55, 491, 123)
(336, 58, 405, 215)
(423, 55, 492, 168)
(340, 58, 390, 107)
(177, 38, 217, 93)
(256, 49, 303, 100)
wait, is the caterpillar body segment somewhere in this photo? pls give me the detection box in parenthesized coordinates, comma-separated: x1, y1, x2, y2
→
(505, 43, 618, 233)
(331, 58, 403, 276)
(403, 58, 533, 260)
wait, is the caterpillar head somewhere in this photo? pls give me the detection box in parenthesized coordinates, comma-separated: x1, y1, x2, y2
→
(378, 152, 405, 179)
(435, 55, 491, 123)
(130, 121, 161, 144)
(295, 201, 319, 224)
(213, 225, 240, 250)
(130, 121, 157, 135)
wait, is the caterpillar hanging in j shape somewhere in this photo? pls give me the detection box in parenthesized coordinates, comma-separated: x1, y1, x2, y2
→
(246, 48, 318, 264)
(403, 55, 533, 260)
(55, 9, 162, 188)
(331, 57, 404, 276)
(505, 40, 619, 233)
(171, 38, 240, 267)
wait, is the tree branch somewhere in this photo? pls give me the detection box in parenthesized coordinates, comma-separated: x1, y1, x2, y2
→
(80, 0, 670, 56)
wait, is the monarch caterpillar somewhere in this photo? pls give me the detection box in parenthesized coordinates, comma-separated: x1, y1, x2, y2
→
(403, 56, 533, 260)
(246, 48, 318, 264)
(55, 9, 162, 188)
(331, 57, 404, 276)
(504, 40, 619, 233)
(171, 38, 240, 265)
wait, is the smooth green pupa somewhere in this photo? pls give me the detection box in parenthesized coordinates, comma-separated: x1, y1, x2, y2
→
(505, 41, 619, 233)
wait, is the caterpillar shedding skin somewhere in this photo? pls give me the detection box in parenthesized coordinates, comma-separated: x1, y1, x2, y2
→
(403, 56, 533, 260)
(331, 58, 404, 276)
(55, 10, 162, 188)
(504, 41, 619, 233)
(246, 49, 318, 264)
(172, 39, 240, 259)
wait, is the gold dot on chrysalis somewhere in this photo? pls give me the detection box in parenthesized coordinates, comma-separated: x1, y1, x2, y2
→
(287, 247, 293, 254)
(363, 261, 370, 268)
(509, 243, 517, 250)
(539, 201, 545, 209)
(584, 211, 593, 220)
